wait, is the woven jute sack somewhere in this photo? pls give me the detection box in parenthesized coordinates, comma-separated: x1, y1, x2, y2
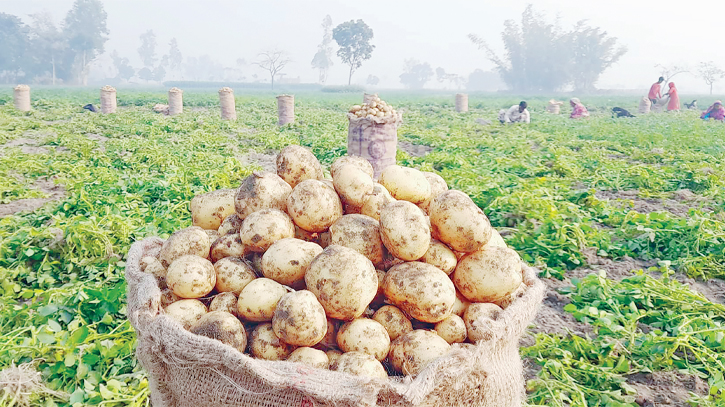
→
(13, 85, 31, 111)
(455, 94, 468, 113)
(168, 88, 183, 116)
(546, 100, 563, 114)
(127, 237, 544, 407)
(277, 95, 295, 125)
(347, 112, 403, 180)
(638, 96, 651, 114)
(219, 87, 237, 120)
(100, 85, 117, 114)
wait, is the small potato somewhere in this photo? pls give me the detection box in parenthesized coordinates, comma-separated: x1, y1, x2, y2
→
(372, 305, 413, 341)
(141, 256, 167, 278)
(287, 180, 343, 233)
(305, 245, 378, 321)
(210, 233, 246, 263)
(333, 165, 374, 208)
(235, 172, 292, 220)
(434, 315, 467, 344)
(166, 255, 216, 299)
(209, 292, 240, 317)
(383, 262, 455, 323)
(421, 240, 457, 275)
(140, 256, 157, 272)
(337, 318, 390, 361)
(262, 238, 323, 288)
(158, 226, 211, 268)
(273, 291, 328, 347)
(165, 299, 207, 329)
(464, 303, 503, 342)
(326, 349, 342, 367)
(369, 269, 387, 309)
(237, 278, 289, 322)
(360, 183, 395, 221)
(485, 229, 507, 248)
(190, 311, 247, 353)
(451, 291, 471, 317)
(389, 330, 451, 376)
(429, 190, 492, 253)
(249, 323, 294, 360)
(295, 226, 331, 249)
(329, 214, 385, 268)
(276, 145, 324, 188)
(330, 156, 374, 179)
(378, 165, 431, 204)
(160, 288, 181, 308)
(218, 213, 243, 236)
(191, 188, 237, 230)
(379, 201, 430, 261)
(214, 257, 256, 294)
(314, 319, 339, 351)
(287, 347, 329, 369)
(453, 246, 523, 303)
(240, 209, 295, 252)
(331, 351, 387, 379)
(417, 172, 448, 214)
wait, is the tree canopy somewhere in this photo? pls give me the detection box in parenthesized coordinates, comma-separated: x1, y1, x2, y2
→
(399, 59, 433, 89)
(332, 19, 374, 85)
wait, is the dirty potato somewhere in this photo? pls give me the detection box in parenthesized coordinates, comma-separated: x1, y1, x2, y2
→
(378, 165, 431, 204)
(313, 319, 339, 351)
(218, 213, 244, 236)
(379, 201, 430, 261)
(329, 214, 385, 268)
(190, 311, 247, 353)
(493, 282, 527, 309)
(450, 291, 471, 317)
(330, 156, 374, 179)
(453, 246, 523, 303)
(237, 278, 289, 322)
(141, 256, 166, 278)
(214, 257, 256, 294)
(485, 228, 507, 248)
(434, 315, 467, 344)
(166, 255, 216, 299)
(240, 209, 295, 252)
(421, 239, 457, 275)
(287, 347, 329, 369)
(382, 262, 455, 323)
(429, 190, 492, 253)
(272, 291, 327, 347)
(160, 288, 181, 308)
(276, 145, 324, 188)
(369, 269, 387, 309)
(337, 318, 390, 361)
(372, 305, 413, 341)
(286, 180, 343, 233)
(262, 238, 323, 288)
(360, 183, 395, 221)
(209, 292, 240, 317)
(417, 172, 448, 214)
(249, 323, 294, 360)
(158, 226, 211, 267)
(333, 165, 374, 208)
(389, 330, 451, 376)
(165, 299, 207, 330)
(330, 351, 387, 379)
(191, 188, 237, 230)
(464, 303, 503, 342)
(235, 172, 292, 220)
(294, 226, 331, 248)
(326, 349, 342, 367)
(210, 233, 246, 263)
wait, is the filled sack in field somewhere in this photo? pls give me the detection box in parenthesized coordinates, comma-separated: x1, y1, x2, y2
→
(638, 96, 651, 114)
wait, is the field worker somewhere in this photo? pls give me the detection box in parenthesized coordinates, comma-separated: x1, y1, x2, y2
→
(498, 101, 530, 124)
(665, 82, 680, 111)
(569, 98, 590, 119)
(648, 77, 665, 104)
(701, 100, 725, 121)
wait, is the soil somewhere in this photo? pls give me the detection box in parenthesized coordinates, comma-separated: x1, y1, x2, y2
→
(237, 151, 277, 173)
(0, 177, 67, 218)
(0, 133, 70, 155)
(627, 371, 709, 406)
(398, 141, 433, 157)
(595, 189, 712, 217)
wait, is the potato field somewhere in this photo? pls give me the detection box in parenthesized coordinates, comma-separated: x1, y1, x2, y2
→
(0, 88, 724, 407)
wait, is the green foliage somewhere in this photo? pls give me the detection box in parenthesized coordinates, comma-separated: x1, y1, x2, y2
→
(332, 19, 375, 85)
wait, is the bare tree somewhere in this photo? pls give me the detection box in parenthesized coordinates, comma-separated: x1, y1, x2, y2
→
(253, 50, 291, 89)
(655, 63, 689, 86)
(697, 61, 725, 95)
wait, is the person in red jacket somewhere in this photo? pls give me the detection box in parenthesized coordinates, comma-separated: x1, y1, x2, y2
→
(648, 77, 664, 104)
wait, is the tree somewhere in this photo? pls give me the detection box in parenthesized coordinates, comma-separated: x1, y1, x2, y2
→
(110, 50, 134, 81)
(697, 62, 724, 95)
(568, 22, 627, 92)
(436, 67, 466, 89)
(399, 59, 434, 89)
(466, 69, 506, 92)
(138, 30, 157, 68)
(28, 12, 66, 85)
(167, 38, 182, 70)
(333, 20, 374, 85)
(311, 15, 334, 84)
(0, 13, 29, 83)
(253, 50, 290, 89)
(62, 0, 109, 85)
(366, 75, 379, 86)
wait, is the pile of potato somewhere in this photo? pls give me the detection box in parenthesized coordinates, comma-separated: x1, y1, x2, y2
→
(138, 145, 526, 379)
(349, 96, 398, 123)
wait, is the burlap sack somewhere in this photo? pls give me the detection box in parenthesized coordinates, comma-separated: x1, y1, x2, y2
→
(546, 100, 563, 114)
(126, 237, 545, 407)
(13, 85, 31, 112)
(455, 94, 468, 113)
(277, 95, 295, 126)
(100, 85, 117, 114)
(168, 88, 183, 116)
(347, 112, 402, 180)
(638, 96, 651, 114)
(219, 87, 237, 121)
(363, 93, 378, 104)
(652, 96, 668, 113)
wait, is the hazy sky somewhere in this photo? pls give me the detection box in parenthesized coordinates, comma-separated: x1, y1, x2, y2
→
(3, 0, 724, 92)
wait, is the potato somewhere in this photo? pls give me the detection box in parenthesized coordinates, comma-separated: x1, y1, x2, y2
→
(190, 311, 247, 353)
(240, 209, 295, 252)
(485, 229, 507, 248)
(218, 213, 243, 235)
(214, 257, 256, 294)
(494, 282, 527, 309)
(378, 166, 431, 204)
(453, 246, 523, 303)
(434, 315, 467, 344)
(287, 347, 329, 369)
(329, 214, 385, 268)
(379, 201, 430, 261)
(464, 303, 503, 342)
(421, 240, 457, 275)
(249, 323, 294, 360)
(276, 145, 324, 188)
(360, 183, 395, 221)
(451, 291, 471, 317)
(389, 330, 451, 376)
(333, 165, 374, 208)
(295, 226, 331, 248)
(287, 180, 343, 233)
(383, 262, 455, 323)
(204, 229, 221, 243)
(417, 172, 448, 214)
(160, 288, 181, 308)
(158, 226, 211, 267)
(429, 190, 492, 253)
(262, 238, 323, 288)
(141, 256, 166, 278)
(330, 351, 387, 379)
(209, 292, 240, 317)
(191, 188, 237, 230)
(305, 245, 378, 320)
(210, 233, 246, 263)
(166, 255, 216, 299)
(237, 278, 289, 322)
(326, 349, 342, 367)
(247, 252, 263, 275)
(330, 156, 374, 179)
(369, 269, 387, 309)
(314, 319, 339, 351)
(372, 305, 412, 341)
(235, 172, 292, 220)
(165, 299, 207, 329)
(272, 291, 327, 347)
(337, 318, 390, 361)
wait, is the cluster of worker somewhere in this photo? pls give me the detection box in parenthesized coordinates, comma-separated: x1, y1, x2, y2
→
(497, 76, 725, 124)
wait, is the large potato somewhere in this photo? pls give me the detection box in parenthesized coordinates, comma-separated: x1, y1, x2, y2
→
(166, 255, 216, 299)
(276, 145, 324, 188)
(421, 239, 457, 275)
(235, 172, 292, 219)
(214, 257, 256, 294)
(333, 165, 374, 208)
(417, 172, 448, 214)
(249, 323, 294, 360)
(262, 238, 323, 288)
(383, 262, 455, 323)
(158, 226, 211, 267)
(330, 351, 387, 379)
(494, 282, 527, 309)
(485, 229, 507, 248)
(464, 303, 503, 342)
(453, 246, 523, 303)
(287, 347, 329, 369)
(372, 305, 413, 341)
(209, 292, 240, 317)
(360, 183, 395, 221)
(165, 299, 207, 329)
(237, 278, 289, 322)
(330, 156, 374, 179)
(429, 190, 492, 253)
(379, 201, 430, 261)
(218, 213, 243, 235)
(210, 233, 246, 263)
(337, 318, 390, 361)
(287, 180, 343, 233)
(190, 311, 247, 353)
(389, 330, 451, 376)
(272, 291, 327, 347)
(329, 214, 384, 268)
(434, 315, 467, 344)
(378, 165, 431, 204)
(240, 209, 295, 252)
(305, 245, 378, 320)
(191, 188, 236, 230)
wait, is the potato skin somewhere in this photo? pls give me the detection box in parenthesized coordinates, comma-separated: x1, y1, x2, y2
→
(239, 209, 295, 252)
(313, 319, 339, 351)
(372, 305, 413, 341)
(276, 145, 324, 188)
(218, 213, 243, 236)
(272, 291, 328, 347)
(485, 229, 507, 248)
(417, 172, 448, 214)
(330, 156, 374, 179)
(360, 183, 395, 221)
(191, 188, 237, 230)
(249, 323, 294, 360)
(434, 315, 467, 344)
(378, 165, 431, 204)
(261, 238, 323, 288)
(214, 257, 256, 294)
(158, 226, 211, 267)
(141, 256, 167, 278)
(389, 330, 451, 376)
(379, 201, 431, 261)
(235, 172, 292, 220)
(287, 347, 329, 369)
(333, 165, 374, 208)
(190, 311, 247, 353)
(452, 246, 523, 303)
(326, 349, 343, 367)
(210, 233, 246, 263)
(382, 262, 456, 323)
(464, 303, 503, 342)
(286, 180, 343, 233)
(294, 226, 331, 249)
(450, 291, 471, 317)
(237, 278, 289, 322)
(166, 255, 216, 299)
(329, 214, 385, 269)
(165, 299, 207, 329)
(421, 239, 457, 275)
(330, 351, 387, 379)
(336, 318, 391, 361)
(429, 190, 492, 253)
(209, 292, 240, 317)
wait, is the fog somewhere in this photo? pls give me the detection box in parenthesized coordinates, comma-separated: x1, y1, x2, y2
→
(4, 0, 724, 93)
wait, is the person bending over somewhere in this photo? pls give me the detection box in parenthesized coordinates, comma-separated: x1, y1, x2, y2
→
(569, 98, 590, 119)
(498, 101, 530, 124)
(648, 77, 664, 104)
(701, 100, 725, 121)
